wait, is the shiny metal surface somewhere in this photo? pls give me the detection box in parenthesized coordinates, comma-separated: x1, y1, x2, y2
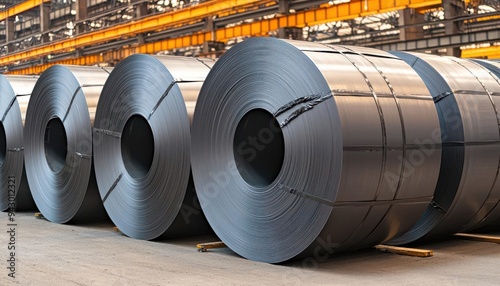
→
(191, 37, 441, 263)
(93, 55, 213, 240)
(390, 52, 500, 244)
(0, 75, 38, 211)
(464, 58, 500, 229)
(24, 65, 111, 223)
(471, 59, 500, 79)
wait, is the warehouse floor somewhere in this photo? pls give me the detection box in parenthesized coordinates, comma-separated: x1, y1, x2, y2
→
(1, 212, 500, 285)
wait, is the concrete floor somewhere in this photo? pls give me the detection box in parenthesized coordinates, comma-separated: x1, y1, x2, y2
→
(1, 212, 500, 285)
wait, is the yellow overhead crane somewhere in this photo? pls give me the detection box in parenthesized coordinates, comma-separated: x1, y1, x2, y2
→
(2, 0, 499, 75)
(0, 0, 51, 21)
(4, 0, 443, 74)
(1, 0, 274, 65)
(462, 45, 500, 59)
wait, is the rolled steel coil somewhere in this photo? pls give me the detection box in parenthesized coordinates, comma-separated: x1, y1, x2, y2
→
(0, 75, 38, 211)
(389, 52, 500, 244)
(93, 55, 214, 240)
(467, 59, 500, 228)
(24, 65, 112, 223)
(471, 59, 500, 79)
(191, 38, 441, 263)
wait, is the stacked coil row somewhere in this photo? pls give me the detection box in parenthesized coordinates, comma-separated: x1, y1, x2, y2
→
(1, 38, 500, 263)
(0, 75, 37, 211)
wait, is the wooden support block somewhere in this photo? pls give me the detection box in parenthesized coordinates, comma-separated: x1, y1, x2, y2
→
(34, 212, 45, 220)
(374, 245, 433, 257)
(455, 233, 500, 244)
(197, 241, 227, 252)
(113, 226, 122, 234)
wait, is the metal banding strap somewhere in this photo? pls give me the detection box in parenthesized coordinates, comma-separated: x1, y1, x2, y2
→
(148, 79, 204, 120)
(430, 200, 447, 213)
(433, 91, 453, 103)
(102, 173, 123, 203)
(273, 92, 333, 128)
(99, 66, 111, 74)
(333, 90, 433, 101)
(75, 152, 92, 160)
(1, 96, 17, 122)
(63, 84, 104, 123)
(281, 185, 433, 208)
(195, 57, 213, 69)
(93, 128, 122, 138)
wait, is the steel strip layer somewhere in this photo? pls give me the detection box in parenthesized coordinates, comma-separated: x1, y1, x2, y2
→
(471, 59, 500, 79)
(93, 55, 213, 240)
(0, 75, 38, 211)
(390, 52, 500, 244)
(24, 65, 111, 223)
(463, 58, 500, 229)
(191, 37, 441, 263)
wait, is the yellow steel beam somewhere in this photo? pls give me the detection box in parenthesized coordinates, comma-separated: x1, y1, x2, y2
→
(7, 54, 106, 75)
(214, 0, 442, 40)
(461, 45, 500, 59)
(0, 0, 271, 66)
(0, 0, 51, 21)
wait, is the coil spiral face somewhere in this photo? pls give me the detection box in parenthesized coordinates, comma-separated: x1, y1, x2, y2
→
(0, 75, 37, 211)
(191, 38, 441, 263)
(24, 65, 111, 223)
(93, 55, 213, 240)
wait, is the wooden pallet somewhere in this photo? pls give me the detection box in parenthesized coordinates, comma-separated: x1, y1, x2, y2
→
(455, 233, 500, 244)
(197, 241, 227, 252)
(374, 245, 434, 257)
(34, 212, 45, 220)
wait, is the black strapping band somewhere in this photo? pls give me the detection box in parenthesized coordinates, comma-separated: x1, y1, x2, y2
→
(93, 128, 122, 138)
(102, 173, 123, 203)
(1, 96, 17, 122)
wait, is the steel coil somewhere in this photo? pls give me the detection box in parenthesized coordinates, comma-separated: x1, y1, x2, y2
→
(0, 75, 38, 211)
(389, 52, 500, 244)
(93, 55, 214, 240)
(25, 65, 112, 223)
(191, 38, 441, 263)
(463, 58, 500, 229)
(471, 59, 500, 79)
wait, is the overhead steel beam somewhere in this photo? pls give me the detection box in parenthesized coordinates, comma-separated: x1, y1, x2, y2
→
(366, 29, 500, 51)
(0, 0, 274, 66)
(0, 0, 441, 69)
(0, 0, 50, 21)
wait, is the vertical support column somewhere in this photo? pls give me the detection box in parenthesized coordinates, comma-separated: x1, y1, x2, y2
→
(442, 0, 465, 57)
(137, 33, 145, 45)
(75, 0, 87, 35)
(278, 27, 303, 40)
(6, 17, 15, 53)
(205, 16, 214, 41)
(136, 1, 149, 18)
(278, 0, 290, 14)
(277, 1, 301, 40)
(40, 3, 51, 44)
(202, 16, 214, 53)
(398, 8, 424, 41)
(202, 17, 224, 56)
